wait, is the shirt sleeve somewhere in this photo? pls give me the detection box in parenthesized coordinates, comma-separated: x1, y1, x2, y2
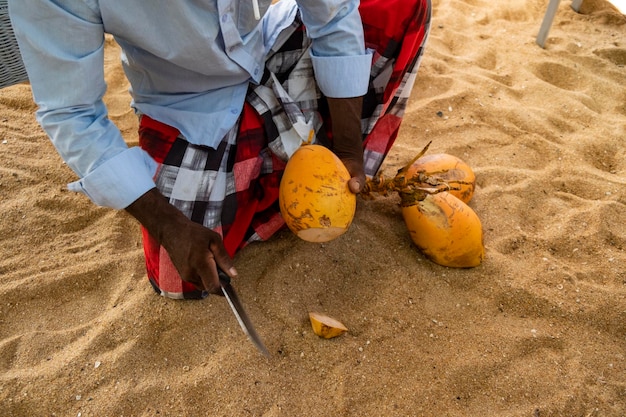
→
(9, 0, 157, 209)
(295, 0, 372, 98)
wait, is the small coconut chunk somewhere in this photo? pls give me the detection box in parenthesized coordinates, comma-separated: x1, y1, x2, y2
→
(309, 312, 348, 339)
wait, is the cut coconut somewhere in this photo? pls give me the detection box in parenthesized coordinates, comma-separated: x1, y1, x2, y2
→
(309, 312, 348, 339)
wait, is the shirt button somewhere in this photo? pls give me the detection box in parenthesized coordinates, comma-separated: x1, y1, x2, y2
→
(230, 108, 238, 115)
(221, 14, 228, 23)
(253, 67, 260, 76)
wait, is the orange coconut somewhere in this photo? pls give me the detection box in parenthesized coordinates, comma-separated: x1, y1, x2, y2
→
(279, 144, 356, 242)
(401, 191, 484, 267)
(406, 153, 476, 204)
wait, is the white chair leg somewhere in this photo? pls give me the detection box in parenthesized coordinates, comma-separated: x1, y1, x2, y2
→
(536, 0, 584, 48)
(536, 0, 561, 48)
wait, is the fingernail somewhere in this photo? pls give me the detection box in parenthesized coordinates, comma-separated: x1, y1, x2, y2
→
(229, 267, 238, 277)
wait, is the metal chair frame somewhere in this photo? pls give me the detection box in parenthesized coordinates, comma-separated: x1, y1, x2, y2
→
(536, 0, 584, 48)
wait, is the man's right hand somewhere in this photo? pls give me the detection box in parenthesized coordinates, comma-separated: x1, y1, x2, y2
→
(125, 188, 237, 294)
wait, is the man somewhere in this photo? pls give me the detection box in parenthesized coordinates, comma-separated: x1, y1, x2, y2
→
(10, 0, 430, 299)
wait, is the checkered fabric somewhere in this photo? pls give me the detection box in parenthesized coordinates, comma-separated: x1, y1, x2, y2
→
(139, 0, 432, 299)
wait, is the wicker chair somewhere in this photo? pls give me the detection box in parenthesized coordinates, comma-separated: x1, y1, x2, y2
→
(0, 0, 28, 88)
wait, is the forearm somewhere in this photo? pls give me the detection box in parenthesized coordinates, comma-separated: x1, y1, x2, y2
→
(327, 96, 363, 160)
(295, 0, 371, 99)
(296, 0, 365, 56)
(125, 188, 186, 245)
(327, 96, 365, 193)
(11, 0, 157, 209)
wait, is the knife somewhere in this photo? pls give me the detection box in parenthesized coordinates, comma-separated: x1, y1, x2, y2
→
(218, 270, 270, 358)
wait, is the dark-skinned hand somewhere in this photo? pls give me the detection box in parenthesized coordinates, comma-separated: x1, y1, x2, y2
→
(125, 188, 236, 294)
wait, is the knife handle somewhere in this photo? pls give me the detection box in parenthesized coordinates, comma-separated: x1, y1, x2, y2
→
(217, 267, 231, 285)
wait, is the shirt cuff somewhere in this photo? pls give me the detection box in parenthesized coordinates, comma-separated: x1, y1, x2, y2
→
(311, 50, 372, 98)
(67, 147, 158, 209)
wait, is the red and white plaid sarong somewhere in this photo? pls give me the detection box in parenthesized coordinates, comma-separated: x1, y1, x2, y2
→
(139, 0, 432, 299)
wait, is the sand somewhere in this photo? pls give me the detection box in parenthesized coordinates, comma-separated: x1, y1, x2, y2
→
(1, 1, 625, 416)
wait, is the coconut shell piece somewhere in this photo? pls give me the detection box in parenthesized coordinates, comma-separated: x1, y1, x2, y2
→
(309, 312, 348, 339)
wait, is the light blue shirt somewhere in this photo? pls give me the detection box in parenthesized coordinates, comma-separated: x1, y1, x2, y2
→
(9, 0, 371, 209)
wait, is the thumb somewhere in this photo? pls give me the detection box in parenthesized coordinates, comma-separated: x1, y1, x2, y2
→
(348, 175, 365, 194)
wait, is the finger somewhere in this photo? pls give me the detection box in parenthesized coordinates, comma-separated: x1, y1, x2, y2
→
(348, 175, 365, 194)
(208, 242, 238, 280)
(341, 158, 365, 191)
(197, 259, 222, 295)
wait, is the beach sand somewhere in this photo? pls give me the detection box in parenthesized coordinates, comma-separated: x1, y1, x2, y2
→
(1, 0, 625, 416)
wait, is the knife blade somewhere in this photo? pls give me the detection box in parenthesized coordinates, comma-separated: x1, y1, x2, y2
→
(219, 271, 270, 358)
